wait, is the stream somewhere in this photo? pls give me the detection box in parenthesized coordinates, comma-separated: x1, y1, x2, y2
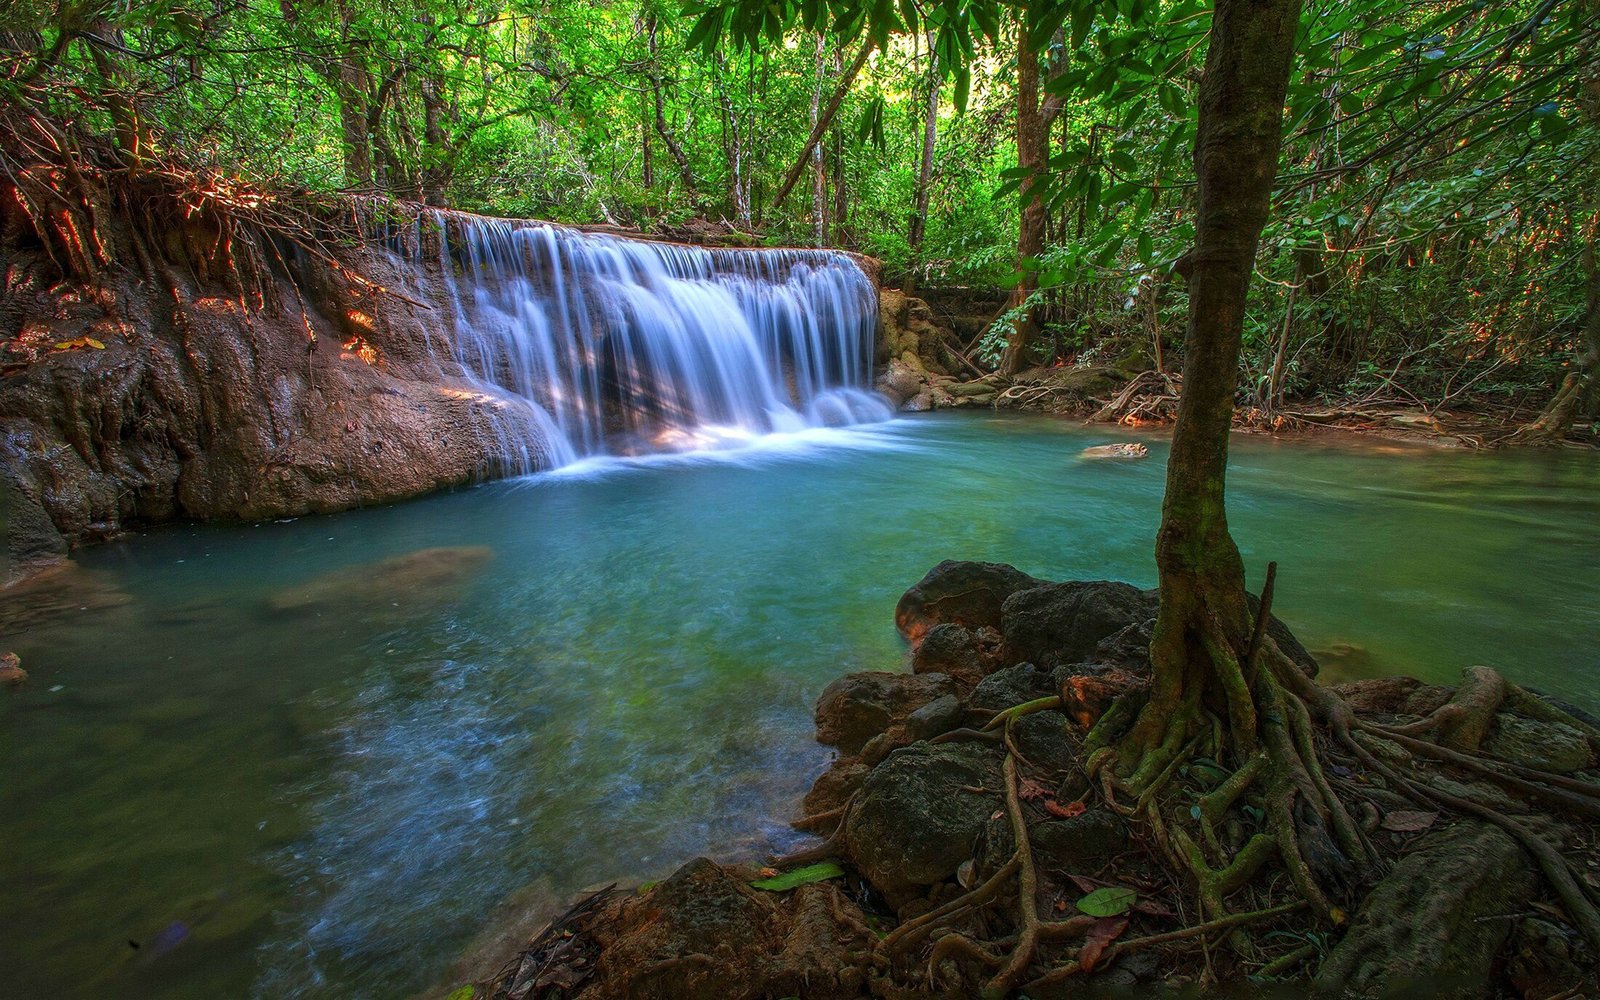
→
(3, 413, 1597, 998)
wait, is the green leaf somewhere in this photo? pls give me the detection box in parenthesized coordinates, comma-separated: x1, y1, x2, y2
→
(1076, 886, 1137, 917)
(445, 987, 477, 1000)
(751, 861, 845, 891)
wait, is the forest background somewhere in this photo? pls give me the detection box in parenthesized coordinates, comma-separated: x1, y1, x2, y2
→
(2, 0, 1596, 415)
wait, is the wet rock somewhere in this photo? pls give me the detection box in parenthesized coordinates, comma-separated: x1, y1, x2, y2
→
(876, 356, 926, 408)
(1010, 710, 1078, 775)
(267, 545, 493, 613)
(0, 560, 133, 636)
(1317, 820, 1540, 999)
(1485, 713, 1595, 775)
(581, 858, 871, 1000)
(911, 622, 1008, 688)
(1000, 581, 1157, 670)
(895, 560, 1045, 644)
(969, 662, 1055, 713)
(0, 652, 25, 687)
(1079, 442, 1148, 459)
(1507, 916, 1597, 1000)
(814, 671, 957, 755)
(844, 741, 1003, 898)
(1090, 619, 1156, 672)
(1, 470, 68, 585)
(905, 694, 964, 742)
(977, 808, 1128, 877)
(802, 758, 870, 816)
(1334, 676, 1453, 717)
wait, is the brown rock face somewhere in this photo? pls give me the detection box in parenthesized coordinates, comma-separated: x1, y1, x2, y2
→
(0, 228, 556, 568)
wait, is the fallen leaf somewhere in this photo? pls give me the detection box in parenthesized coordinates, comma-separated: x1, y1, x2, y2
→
(1076, 886, 1137, 917)
(1045, 799, 1087, 819)
(750, 861, 844, 892)
(758, 867, 779, 879)
(1132, 898, 1177, 918)
(957, 860, 976, 889)
(1068, 874, 1107, 893)
(1019, 778, 1053, 802)
(1054, 899, 1068, 913)
(1380, 810, 1439, 833)
(1078, 916, 1129, 971)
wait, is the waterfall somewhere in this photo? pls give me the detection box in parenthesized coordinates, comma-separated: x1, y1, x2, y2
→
(409, 215, 890, 472)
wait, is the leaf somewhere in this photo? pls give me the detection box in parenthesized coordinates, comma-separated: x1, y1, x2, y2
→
(53, 336, 106, 351)
(957, 859, 976, 889)
(1019, 778, 1052, 802)
(751, 861, 844, 892)
(1380, 810, 1439, 833)
(1078, 916, 1129, 971)
(1076, 886, 1137, 917)
(445, 987, 476, 1000)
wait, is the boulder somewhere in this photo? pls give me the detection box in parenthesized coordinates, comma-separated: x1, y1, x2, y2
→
(814, 671, 958, 755)
(905, 694, 964, 743)
(969, 662, 1056, 713)
(844, 741, 1003, 898)
(1484, 713, 1595, 775)
(581, 858, 872, 1000)
(1317, 820, 1540, 998)
(801, 758, 871, 817)
(911, 622, 1008, 689)
(896, 560, 1045, 644)
(1000, 581, 1157, 670)
(977, 808, 1128, 877)
(1334, 676, 1454, 717)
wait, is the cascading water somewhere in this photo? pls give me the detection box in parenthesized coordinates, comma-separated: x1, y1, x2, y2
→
(405, 213, 890, 472)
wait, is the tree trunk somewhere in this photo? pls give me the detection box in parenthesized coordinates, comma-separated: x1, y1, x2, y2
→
(997, 27, 1047, 377)
(770, 38, 875, 210)
(647, 16, 696, 198)
(906, 32, 939, 295)
(810, 35, 828, 246)
(997, 26, 1065, 376)
(1127, 0, 1303, 766)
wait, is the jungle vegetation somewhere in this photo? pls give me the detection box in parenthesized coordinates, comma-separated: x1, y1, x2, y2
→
(2, 0, 1596, 418)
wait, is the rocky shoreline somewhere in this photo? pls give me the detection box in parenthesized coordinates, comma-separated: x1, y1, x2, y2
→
(464, 561, 1600, 1000)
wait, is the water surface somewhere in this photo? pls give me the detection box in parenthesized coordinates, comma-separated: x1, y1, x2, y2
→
(4, 413, 1597, 998)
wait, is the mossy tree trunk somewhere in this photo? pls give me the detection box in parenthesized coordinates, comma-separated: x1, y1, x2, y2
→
(1125, 0, 1302, 772)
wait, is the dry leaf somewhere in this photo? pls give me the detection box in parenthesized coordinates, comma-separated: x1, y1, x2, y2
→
(1044, 799, 1087, 819)
(957, 859, 976, 890)
(1380, 809, 1439, 833)
(1078, 916, 1129, 972)
(1019, 778, 1053, 802)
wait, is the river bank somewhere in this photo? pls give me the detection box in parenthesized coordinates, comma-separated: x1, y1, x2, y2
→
(463, 560, 1600, 1000)
(875, 287, 1596, 452)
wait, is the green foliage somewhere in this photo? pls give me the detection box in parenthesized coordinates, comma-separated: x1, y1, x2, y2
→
(1075, 886, 1138, 917)
(750, 861, 845, 891)
(3, 0, 1592, 406)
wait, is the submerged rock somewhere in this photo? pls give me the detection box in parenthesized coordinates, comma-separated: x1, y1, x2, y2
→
(0, 652, 25, 687)
(844, 741, 1003, 899)
(813, 670, 957, 755)
(1079, 442, 1149, 459)
(267, 545, 493, 613)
